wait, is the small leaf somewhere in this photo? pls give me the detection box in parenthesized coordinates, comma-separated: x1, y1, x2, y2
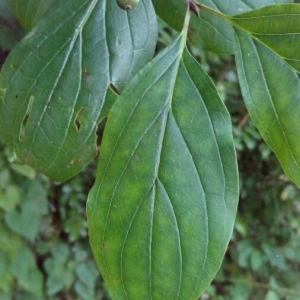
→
(6, 0, 55, 30)
(10, 244, 43, 296)
(0, 0, 157, 181)
(250, 249, 263, 271)
(152, 0, 292, 54)
(10, 163, 36, 179)
(44, 243, 75, 296)
(4, 181, 48, 241)
(266, 290, 280, 300)
(0, 226, 23, 258)
(87, 33, 238, 299)
(229, 4, 300, 72)
(0, 185, 20, 211)
(235, 29, 300, 186)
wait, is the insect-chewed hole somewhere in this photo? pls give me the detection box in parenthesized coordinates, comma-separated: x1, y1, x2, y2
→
(74, 107, 87, 132)
(110, 83, 120, 95)
(19, 96, 34, 141)
(96, 118, 107, 150)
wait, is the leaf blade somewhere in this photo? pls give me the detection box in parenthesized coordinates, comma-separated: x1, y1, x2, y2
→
(0, 0, 157, 181)
(235, 29, 300, 186)
(229, 4, 300, 73)
(87, 34, 239, 299)
(152, 0, 292, 55)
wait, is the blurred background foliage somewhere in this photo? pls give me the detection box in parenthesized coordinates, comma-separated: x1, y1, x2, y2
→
(1, 1, 300, 299)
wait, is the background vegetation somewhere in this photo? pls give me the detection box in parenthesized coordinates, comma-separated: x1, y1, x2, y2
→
(0, 1, 300, 299)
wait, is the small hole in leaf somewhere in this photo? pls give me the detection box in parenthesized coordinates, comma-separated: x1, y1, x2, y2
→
(75, 119, 81, 131)
(74, 107, 87, 132)
(96, 118, 107, 151)
(110, 83, 120, 95)
(70, 158, 82, 165)
(19, 96, 34, 141)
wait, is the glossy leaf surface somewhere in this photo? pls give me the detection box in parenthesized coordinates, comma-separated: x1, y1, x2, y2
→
(0, 0, 157, 181)
(229, 4, 300, 73)
(87, 34, 239, 299)
(235, 29, 300, 186)
(152, 0, 292, 54)
(7, 0, 55, 30)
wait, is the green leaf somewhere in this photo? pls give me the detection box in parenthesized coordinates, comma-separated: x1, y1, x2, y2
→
(10, 244, 43, 296)
(0, 267, 13, 295)
(74, 262, 99, 300)
(0, 184, 20, 211)
(6, 0, 55, 30)
(87, 32, 238, 299)
(44, 243, 75, 296)
(75, 262, 99, 290)
(4, 180, 48, 241)
(229, 4, 300, 73)
(0, 226, 23, 258)
(234, 29, 300, 186)
(266, 290, 280, 300)
(10, 163, 36, 179)
(0, 169, 10, 189)
(250, 249, 263, 271)
(152, 0, 292, 55)
(0, 0, 157, 181)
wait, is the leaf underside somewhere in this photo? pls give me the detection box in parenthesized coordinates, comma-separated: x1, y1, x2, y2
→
(230, 4, 300, 73)
(0, 0, 157, 181)
(152, 0, 292, 55)
(235, 28, 300, 186)
(87, 35, 239, 300)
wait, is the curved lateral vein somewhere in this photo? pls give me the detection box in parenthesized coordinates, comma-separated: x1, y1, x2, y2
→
(43, 32, 84, 172)
(182, 61, 227, 207)
(96, 104, 169, 282)
(119, 188, 155, 300)
(156, 178, 182, 300)
(28, 0, 98, 153)
(170, 114, 209, 294)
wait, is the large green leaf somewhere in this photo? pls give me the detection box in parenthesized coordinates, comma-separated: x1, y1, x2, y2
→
(228, 4, 300, 73)
(6, 0, 56, 30)
(87, 32, 239, 299)
(0, 0, 157, 181)
(235, 29, 300, 186)
(152, 0, 293, 54)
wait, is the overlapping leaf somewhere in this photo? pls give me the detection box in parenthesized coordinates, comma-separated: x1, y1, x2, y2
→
(229, 4, 300, 73)
(6, 0, 55, 30)
(230, 4, 300, 185)
(87, 32, 239, 299)
(152, 0, 292, 54)
(0, 0, 157, 181)
(235, 28, 300, 186)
